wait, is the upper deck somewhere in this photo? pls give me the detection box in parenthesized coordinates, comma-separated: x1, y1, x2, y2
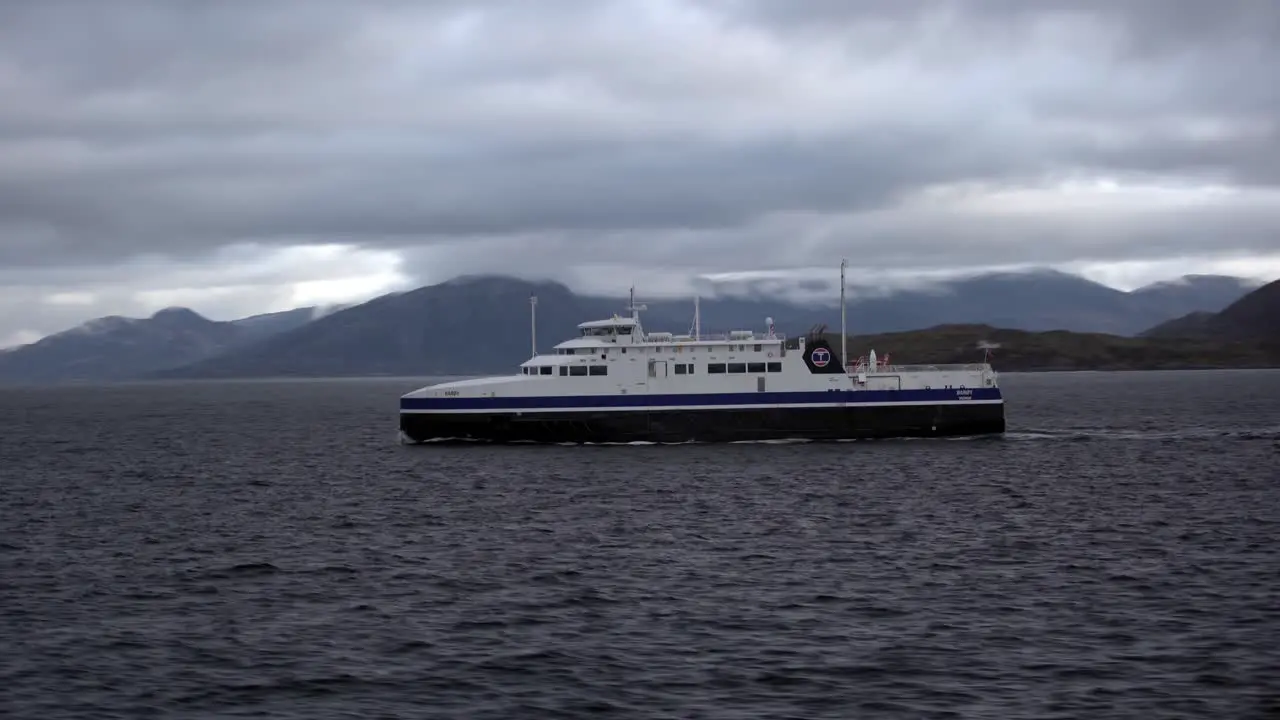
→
(562, 312, 786, 349)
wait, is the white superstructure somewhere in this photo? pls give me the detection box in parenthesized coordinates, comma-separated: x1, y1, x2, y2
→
(401, 290, 999, 407)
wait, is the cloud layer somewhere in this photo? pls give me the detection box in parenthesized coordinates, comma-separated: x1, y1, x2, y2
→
(1, 0, 1278, 343)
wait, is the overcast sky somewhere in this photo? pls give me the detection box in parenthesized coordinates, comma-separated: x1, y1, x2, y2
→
(2, 0, 1278, 346)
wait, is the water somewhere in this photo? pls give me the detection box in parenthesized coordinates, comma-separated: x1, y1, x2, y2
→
(1, 370, 1277, 719)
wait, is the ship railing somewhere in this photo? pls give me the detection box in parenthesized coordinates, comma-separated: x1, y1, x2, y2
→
(847, 362, 991, 373)
(647, 330, 787, 342)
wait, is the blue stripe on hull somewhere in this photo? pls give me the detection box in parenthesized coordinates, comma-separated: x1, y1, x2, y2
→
(400, 387, 1003, 411)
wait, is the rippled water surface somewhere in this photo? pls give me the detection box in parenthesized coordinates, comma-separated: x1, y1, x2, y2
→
(2, 370, 1278, 719)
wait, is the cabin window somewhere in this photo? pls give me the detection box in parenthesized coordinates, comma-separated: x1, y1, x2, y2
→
(728, 363, 746, 373)
(588, 365, 607, 376)
(707, 363, 726, 374)
(747, 362, 766, 373)
(685, 364, 694, 374)
(617, 326, 633, 335)
(753, 344, 761, 352)
(766, 362, 782, 373)
(569, 365, 588, 376)
(674, 364, 687, 375)
(540, 366, 552, 375)
(560, 366, 568, 376)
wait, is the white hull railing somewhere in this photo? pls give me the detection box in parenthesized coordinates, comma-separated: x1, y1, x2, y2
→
(647, 329, 787, 343)
(847, 356, 991, 374)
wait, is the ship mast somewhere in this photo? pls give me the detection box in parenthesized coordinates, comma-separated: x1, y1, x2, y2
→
(529, 294, 537, 358)
(694, 295, 701, 340)
(627, 285, 647, 322)
(840, 258, 848, 371)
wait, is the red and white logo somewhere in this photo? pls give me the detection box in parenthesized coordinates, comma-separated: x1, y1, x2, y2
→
(811, 347, 831, 367)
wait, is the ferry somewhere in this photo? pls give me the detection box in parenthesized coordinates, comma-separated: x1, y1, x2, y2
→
(399, 264, 1005, 444)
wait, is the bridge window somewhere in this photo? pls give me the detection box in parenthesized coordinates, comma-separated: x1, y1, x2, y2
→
(588, 365, 607, 376)
(707, 363, 726, 374)
(540, 366, 552, 375)
(728, 363, 746, 373)
(767, 362, 782, 373)
(747, 362, 766, 373)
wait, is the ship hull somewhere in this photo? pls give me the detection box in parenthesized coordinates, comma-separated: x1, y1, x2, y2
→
(400, 400, 1005, 444)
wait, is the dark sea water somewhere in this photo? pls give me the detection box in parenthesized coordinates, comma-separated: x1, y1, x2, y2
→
(1, 370, 1278, 719)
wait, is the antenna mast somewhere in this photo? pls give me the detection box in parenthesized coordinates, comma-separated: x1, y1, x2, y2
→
(529, 294, 538, 358)
(627, 285, 646, 322)
(694, 295, 701, 340)
(840, 258, 848, 371)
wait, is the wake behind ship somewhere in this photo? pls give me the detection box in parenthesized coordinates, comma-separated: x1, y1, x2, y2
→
(399, 272, 1006, 444)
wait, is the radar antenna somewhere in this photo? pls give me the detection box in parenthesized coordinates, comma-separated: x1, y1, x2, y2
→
(627, 285, 647, 322)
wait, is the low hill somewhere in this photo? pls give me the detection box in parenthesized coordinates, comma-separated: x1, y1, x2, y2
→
(846, 324, 1280, 372)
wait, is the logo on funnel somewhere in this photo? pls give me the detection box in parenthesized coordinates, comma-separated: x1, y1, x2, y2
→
(811, 347, 831, 367)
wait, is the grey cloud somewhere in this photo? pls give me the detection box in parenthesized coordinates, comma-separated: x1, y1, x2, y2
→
(0, 242, 406, 345)
(0, 0, 1276, 288)
(722, 0, 1280, 53)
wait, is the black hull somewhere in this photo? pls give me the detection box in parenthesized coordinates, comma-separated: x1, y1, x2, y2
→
(400, 403, 1005, 444)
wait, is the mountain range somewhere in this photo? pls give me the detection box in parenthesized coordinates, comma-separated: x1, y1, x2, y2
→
(0, 306, 319, 384)
(1142, 278, 1280, 344)
(0, 270, 1271, 385)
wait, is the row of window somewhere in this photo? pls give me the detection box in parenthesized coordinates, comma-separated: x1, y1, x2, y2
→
(524, 360, 786, 377)
(523, 364, 612, 376)
(708, 362, 783, 374)
(557, 343, 780, 355)
(567, 365, 608, 376)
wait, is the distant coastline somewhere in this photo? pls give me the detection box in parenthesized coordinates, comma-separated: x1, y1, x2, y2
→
(839, 324, 1280, 374)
